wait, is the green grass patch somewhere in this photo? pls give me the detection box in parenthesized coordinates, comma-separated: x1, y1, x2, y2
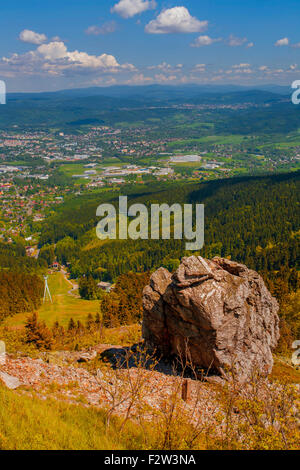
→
(4, 272, 99, 328)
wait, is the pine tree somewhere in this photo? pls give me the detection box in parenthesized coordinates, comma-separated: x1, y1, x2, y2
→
(25, 312, 53, 350)
(86, 313, 94, 330)
(95, 312, 101, 327)
(68, 317, 76, 331)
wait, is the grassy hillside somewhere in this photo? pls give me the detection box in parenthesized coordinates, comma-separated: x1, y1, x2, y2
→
(0, 356, 299, 450)
(0, 383, 142, 450)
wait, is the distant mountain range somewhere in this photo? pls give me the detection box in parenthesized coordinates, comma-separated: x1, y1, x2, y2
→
(0, 84, 295, 132)
(7, 83, 291, 102)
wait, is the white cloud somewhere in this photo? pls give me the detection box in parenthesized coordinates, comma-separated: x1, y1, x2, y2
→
(275, 37, 289, 46)
(232, 63, 250, 69)
(90, 77, 118, 86)
(290, 64, 297, 70)
(225, 64, 253, 75)
(191, 35, 220, 47)
(154, 73, 177, 82)
(292, 42, 300, 48)
(1, 41, 136, 76)
(236, 68, 253, 74)
(210, 75, 225, 82)
(111, 0, 156, 19)
(19, 29, 47, 45)
(227, 35, 248, 47)
(145, 7, 208, 34)
(147, 62, 183, 71)
(191, 35, 252, 48)
(37, 42, 68, 60)
(85, 21, 117, 35)
(193, 63, 206, 72)
(38, 42, 136, 71)
(126, 73, 153, 84)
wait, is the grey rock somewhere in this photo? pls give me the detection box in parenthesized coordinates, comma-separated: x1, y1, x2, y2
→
(77, 351, 97, 363)
(142, 256, 280, 382)
(0, 371, 22, 389)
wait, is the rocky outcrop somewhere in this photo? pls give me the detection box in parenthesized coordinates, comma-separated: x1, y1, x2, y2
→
(142, 256, 280, 381)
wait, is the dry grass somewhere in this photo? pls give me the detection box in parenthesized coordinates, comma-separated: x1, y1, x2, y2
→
(0, 382, 144, 450)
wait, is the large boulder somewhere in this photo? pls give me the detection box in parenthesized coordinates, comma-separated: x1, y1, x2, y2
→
(142, 256, 280, 381)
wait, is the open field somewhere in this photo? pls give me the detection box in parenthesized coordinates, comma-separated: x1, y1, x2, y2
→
(58, 163, 88, 177)
(58, 161, 130, 177)
(4, 272, 99, 328)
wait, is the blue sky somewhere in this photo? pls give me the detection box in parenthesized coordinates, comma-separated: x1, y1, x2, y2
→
(1, 0, 300, 91)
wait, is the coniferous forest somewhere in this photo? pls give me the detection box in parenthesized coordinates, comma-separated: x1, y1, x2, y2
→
(0, 272, 43, 321)
(38, 171, 299, 285)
